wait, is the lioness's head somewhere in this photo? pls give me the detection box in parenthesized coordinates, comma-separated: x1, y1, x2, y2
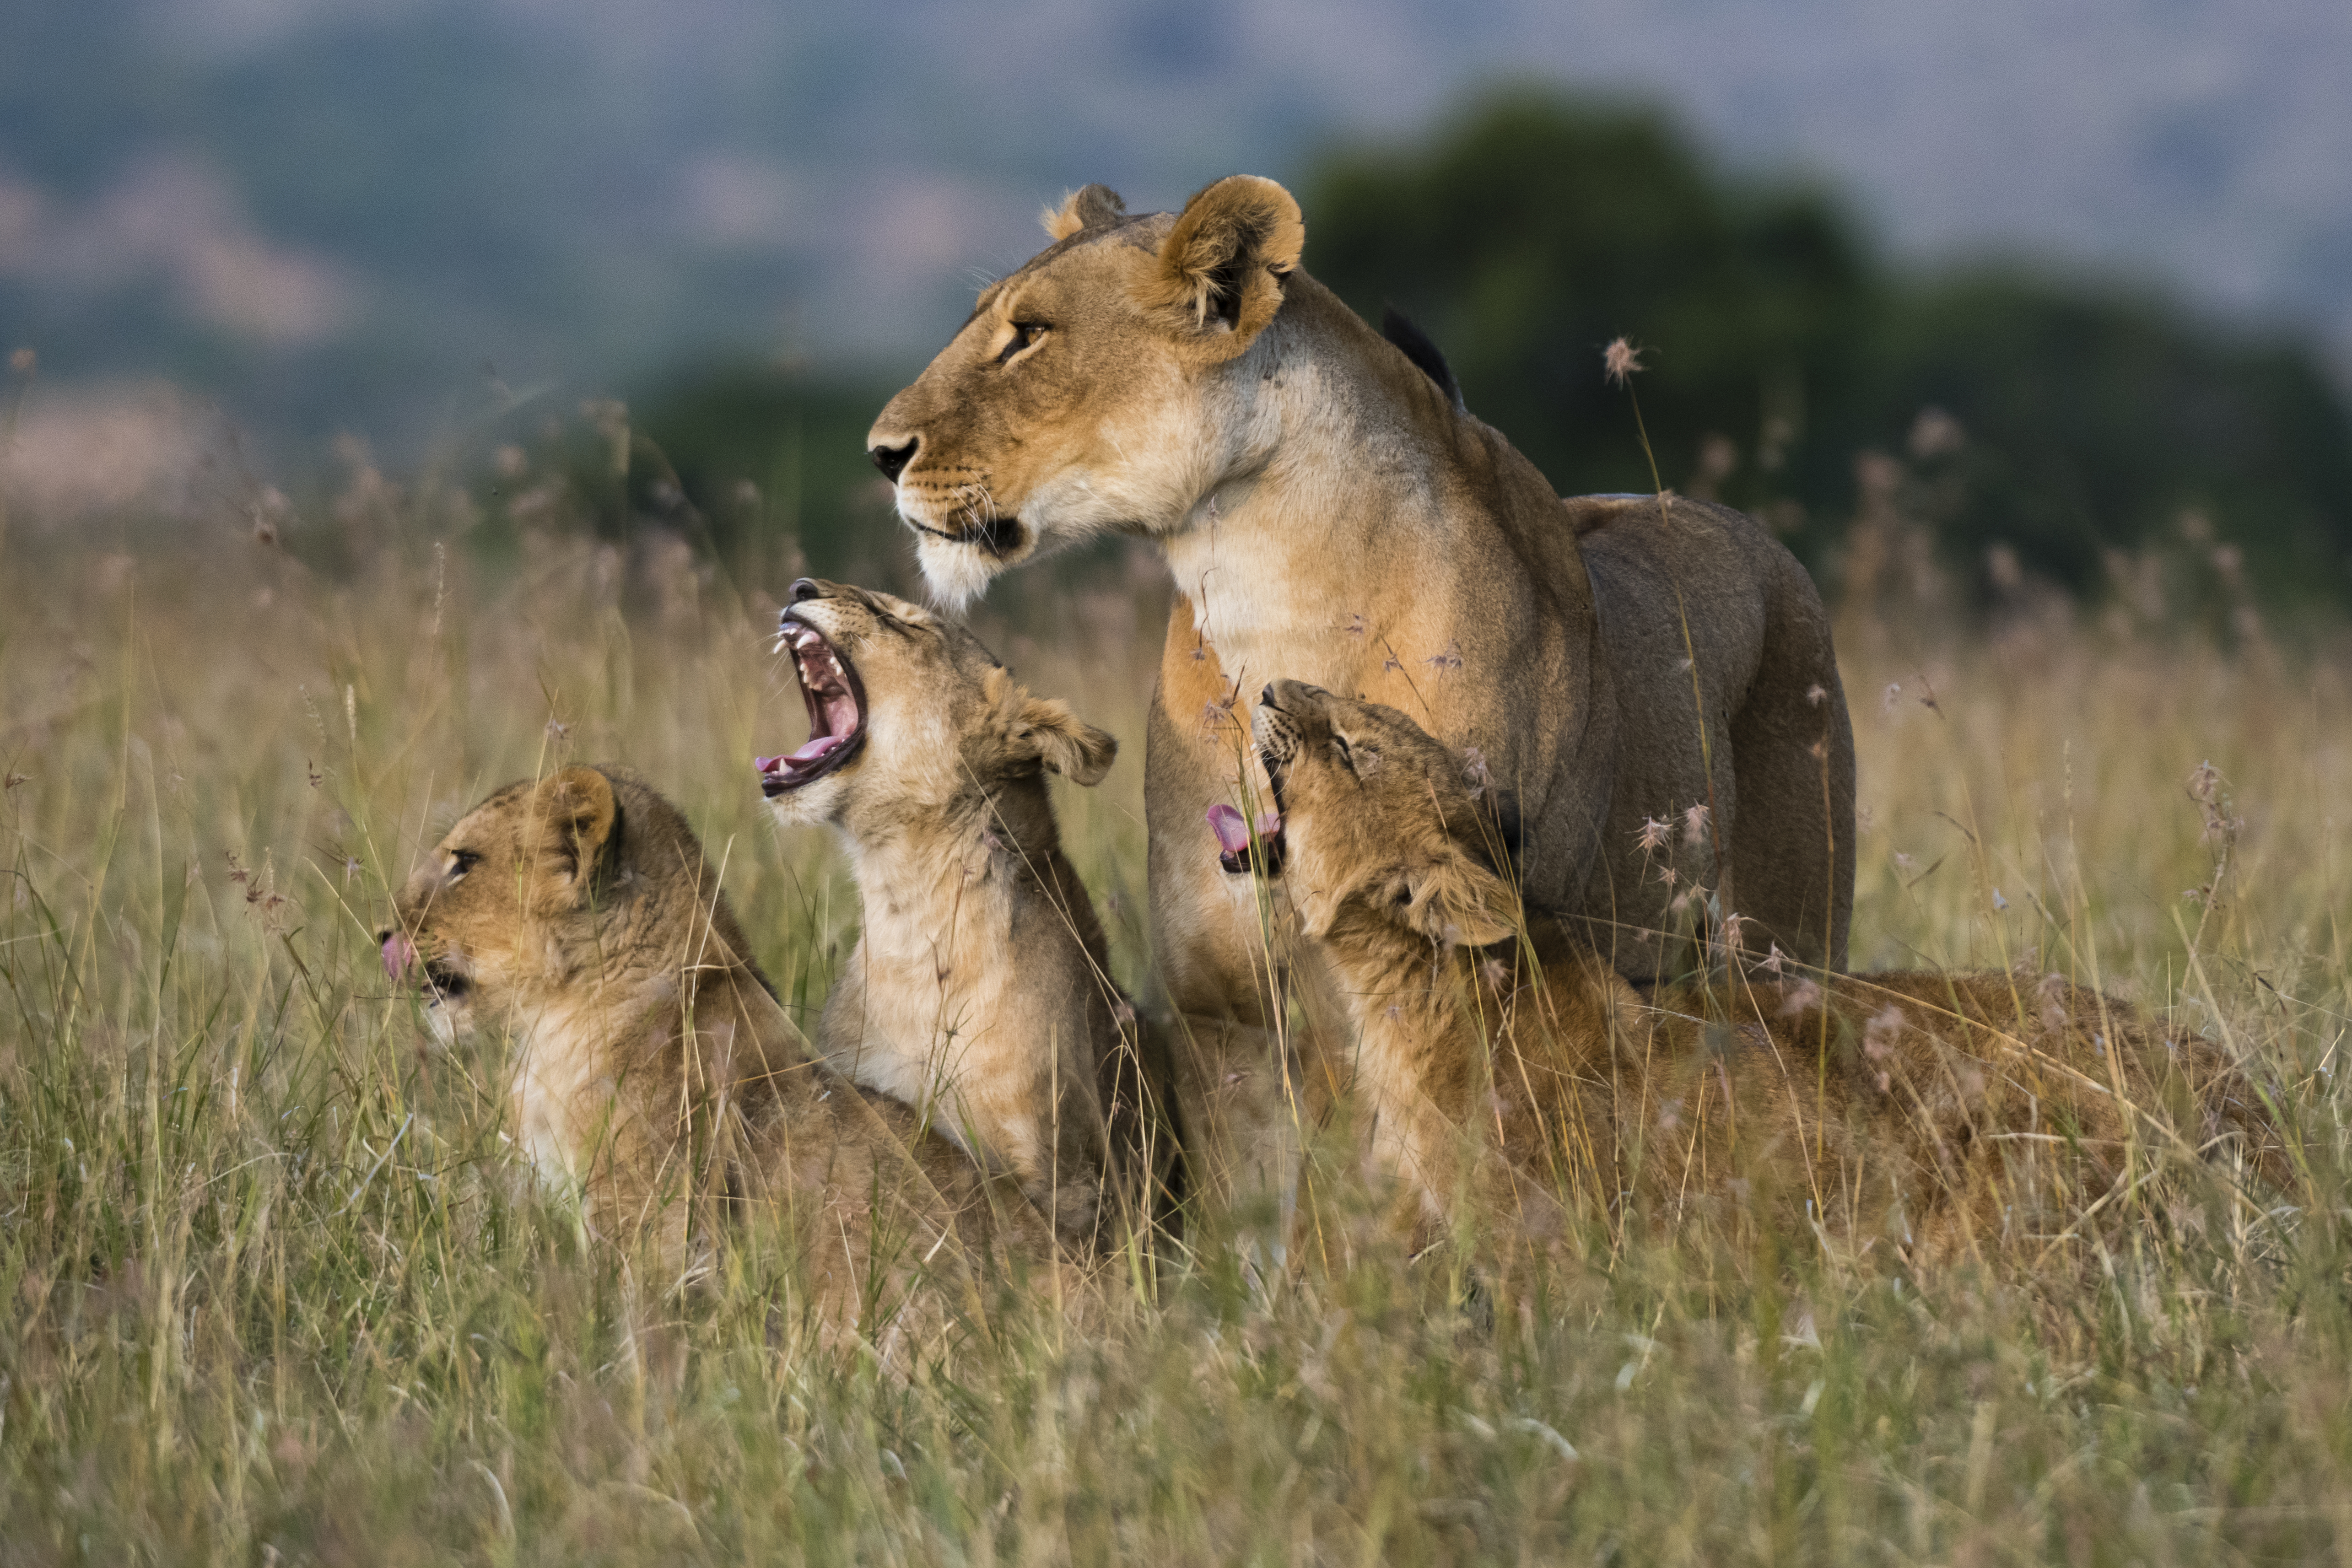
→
(869, 177, 1306, 607)
(1249, 679, 1518, 949)
(757, 578, 1115, 833)
(382, 765, 735, 1041)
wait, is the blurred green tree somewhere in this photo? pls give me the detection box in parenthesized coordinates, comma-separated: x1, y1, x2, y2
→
(1305, 89, 2352, 604)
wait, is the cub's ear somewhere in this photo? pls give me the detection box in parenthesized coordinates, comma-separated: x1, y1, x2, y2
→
(529, 766, 619, 908)
(1135, 175, 1304, 360)
(985, 666, 1117, 785)
(1041, 183, 1127, 241)
(1399, 849, 1518, 950)
(1019, 696, 1118, 786)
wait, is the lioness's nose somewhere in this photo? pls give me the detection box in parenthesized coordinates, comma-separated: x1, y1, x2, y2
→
(869, 437, 918, 484)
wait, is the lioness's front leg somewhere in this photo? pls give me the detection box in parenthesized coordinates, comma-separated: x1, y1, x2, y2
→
(1144, 670, 1329, 1234)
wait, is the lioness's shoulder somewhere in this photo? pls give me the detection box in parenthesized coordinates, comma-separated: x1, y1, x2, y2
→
(1558, 492, 1767, 540)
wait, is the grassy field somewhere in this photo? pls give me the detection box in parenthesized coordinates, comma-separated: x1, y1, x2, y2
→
(2, 441, 2350, 1565)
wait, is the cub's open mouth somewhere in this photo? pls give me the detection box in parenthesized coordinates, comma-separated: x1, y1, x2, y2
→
(421, 960, 471, 1004)
(759, 612, 868, 796)
(1207, 804, 1285, 877)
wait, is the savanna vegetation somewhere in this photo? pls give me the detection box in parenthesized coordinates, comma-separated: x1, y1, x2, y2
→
(3, 377, 2350, 1562)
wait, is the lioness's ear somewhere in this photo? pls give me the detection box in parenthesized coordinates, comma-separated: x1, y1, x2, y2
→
(1018, 696, 1118, 786)
(1041, 183, 1127, 241)
(1400, 850, 1518, 950)
(530, 766, 618, 906)
(1136, 175, 1304, 359)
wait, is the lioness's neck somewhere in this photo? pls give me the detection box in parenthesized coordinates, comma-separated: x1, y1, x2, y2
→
(1156, 276, 1552, 686)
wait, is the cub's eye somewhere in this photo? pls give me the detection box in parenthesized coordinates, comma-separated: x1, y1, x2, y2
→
(998, 321, 1046, 364)
(447, 849, 481, 881)
(1331, 735, 1354, 769)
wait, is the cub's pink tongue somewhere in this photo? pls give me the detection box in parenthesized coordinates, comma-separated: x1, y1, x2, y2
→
(1206, 804, 1250, 857)
(382, 932, 418, 981)
(756, 733, 847, 781)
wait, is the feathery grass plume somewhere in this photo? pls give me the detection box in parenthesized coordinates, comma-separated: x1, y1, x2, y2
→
(1602, 335, 1646, 386)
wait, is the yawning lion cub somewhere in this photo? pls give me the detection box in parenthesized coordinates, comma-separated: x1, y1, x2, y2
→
(1247, 680, 2283, 1260)
(759, 578, 1180, 1250)
(383, 765, 1053, 1314)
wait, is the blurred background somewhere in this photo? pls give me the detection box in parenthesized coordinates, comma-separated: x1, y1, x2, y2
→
(4, 0, 2350, 609)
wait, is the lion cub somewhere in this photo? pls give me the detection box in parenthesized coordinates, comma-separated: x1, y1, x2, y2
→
(383, 765, 1054, 1310)
(758, 578, 1176, 1248)
(1245, 679, 2282, 1258)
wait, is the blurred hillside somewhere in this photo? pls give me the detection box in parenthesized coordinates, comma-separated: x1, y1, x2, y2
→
(5, 0, 2351, 455)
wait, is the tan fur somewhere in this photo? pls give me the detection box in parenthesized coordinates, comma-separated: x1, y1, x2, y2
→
(761, 582, 1180, 1249)
(385, 766, 1056, 1326)
(869, 175, 1857, 1215)
(1252, 681, 2287, 1259)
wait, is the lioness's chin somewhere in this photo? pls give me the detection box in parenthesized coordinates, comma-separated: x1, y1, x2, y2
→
(913, 531, 1030, 611)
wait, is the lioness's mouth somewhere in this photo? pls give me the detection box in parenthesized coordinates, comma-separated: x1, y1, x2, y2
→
(910, 511, 1025, 558)
(759, 612, 868, 796)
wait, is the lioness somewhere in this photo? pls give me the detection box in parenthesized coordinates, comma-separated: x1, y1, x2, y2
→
(1248, 679, 2284, 1257)
(868, 176, 1856, 1208)
(756, 578, 1180, 1250)
(382, 765, 1054, 1317)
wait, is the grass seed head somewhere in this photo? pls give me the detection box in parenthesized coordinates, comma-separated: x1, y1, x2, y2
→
(1602, 336, 1646, 386)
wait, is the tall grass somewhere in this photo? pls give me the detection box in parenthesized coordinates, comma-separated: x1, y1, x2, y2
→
(2, 438, 2349, 1564)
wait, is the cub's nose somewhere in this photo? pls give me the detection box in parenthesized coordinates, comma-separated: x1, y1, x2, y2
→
(869, 438, 918, 484)
(1261, 679, 1327, 710)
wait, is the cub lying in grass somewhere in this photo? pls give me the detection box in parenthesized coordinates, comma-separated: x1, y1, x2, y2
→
(1244, 679, 2285, 1261)
(382, 765, 1054, 1316)
(758, 578, 1181, 1250)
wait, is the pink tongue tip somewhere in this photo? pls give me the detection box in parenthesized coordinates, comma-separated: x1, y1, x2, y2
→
(1206, 804, 1249, 856)
(755, 754, 782, 773)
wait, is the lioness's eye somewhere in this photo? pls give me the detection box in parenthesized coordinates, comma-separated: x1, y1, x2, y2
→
(448, 849, 481, 881)
(1332, 736, 1354, 769)
(998, 321, 1045, 364)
